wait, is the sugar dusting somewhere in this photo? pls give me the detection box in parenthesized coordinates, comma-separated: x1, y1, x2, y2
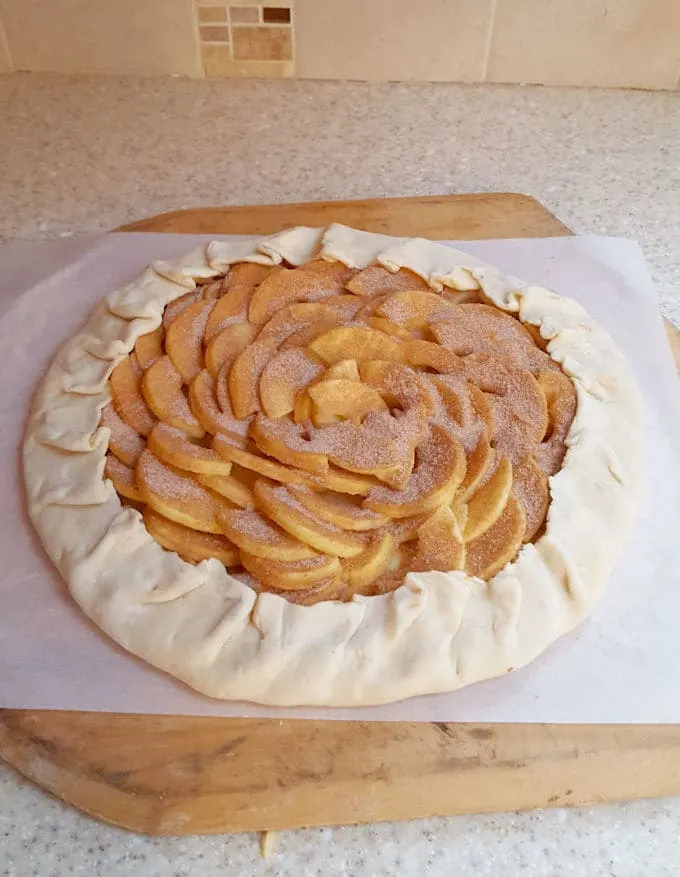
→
(367, 424, 458, 505)
(110, 356, 157, 437)
(261, 348, 324, 393)
(512, 457, 549, 539)
(265, 483, 345, 535)
(163, 290, 202, 332)
(104, 257, 577, 604)
(100, 403, 145, 465)
(138, 450, 217, 504)
(226, 507, 301, 548)
(346, 266, 429, 297)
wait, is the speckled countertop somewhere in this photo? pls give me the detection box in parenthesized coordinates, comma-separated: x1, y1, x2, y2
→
(1, 73, 679, 877)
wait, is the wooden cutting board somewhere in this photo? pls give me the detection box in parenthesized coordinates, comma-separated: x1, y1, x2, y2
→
(2, 194, 679, 836)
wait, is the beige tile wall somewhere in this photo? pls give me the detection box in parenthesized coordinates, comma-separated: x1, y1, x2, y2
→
(295, 0, 493, 83)
(0, 0, 202, 76)
(487, 0, 680, 90)
(0, 17, 12, 72)
(0, 0, 678, 87)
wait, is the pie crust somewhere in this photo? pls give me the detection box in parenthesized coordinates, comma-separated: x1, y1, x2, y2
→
(23, 225, 642, 706)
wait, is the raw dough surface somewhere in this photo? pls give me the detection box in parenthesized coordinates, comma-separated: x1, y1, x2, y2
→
(22, 226, 642, 706)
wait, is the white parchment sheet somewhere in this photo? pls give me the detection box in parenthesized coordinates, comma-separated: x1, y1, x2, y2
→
(1, 233, 679, 722)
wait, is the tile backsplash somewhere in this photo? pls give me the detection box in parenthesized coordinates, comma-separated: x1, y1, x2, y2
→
(196, 2, 294, 78)
(0, 0, 678, 88)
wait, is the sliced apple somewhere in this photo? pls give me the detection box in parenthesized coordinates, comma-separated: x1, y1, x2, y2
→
(451, 502, 468, 531)
(109, 354, 157, 437)
(345, 265, 430, 297)
(253, 480, 366, 558)
(536, 369, 577, 440)
(243, 570, 343, 604)
(204, 286, 253, 342)
(355, 294, 389, 320)
(188, 369, 251, 443)
(315, 417, 406, 487)
(141, 355, 204, 438)
(308, 326, 405, 366)
(250, 415, 329, 474)
(282, 577, 347, 605)
(165, 298, 215, 383)
(205, 322, 258, 377)
(364, 424, 466, 518)
(366, 317, 411, 340)
(257, 302, 341, 346)
(195, 471, 254, 508)
(441, 289, 482, 305)
(460, 303, 536, 345)
(218, 506, 317, 561)
(303, 465, 378, 497)
(463, 455, 513, 542)
(100, 403, 145, 467)
(430, 374, 477, 429)
(279, 316, 342, 351)
(163, 290, 202, 332)
(316, 412, 420, 488)
(511, 455, 549, 542)
(412, 506, 465, 572)
(534, 368, 578, 475)
(197, 277, 227, 301)
(228, 261, 282, 292)
(455, 428, 493, 503)
(380, 512, 434, 546)
(144, 508, 239, 566)
(464, 493, 526, 579)
(342, 533, 395, 590)
(228, 339, 277, 419)
(136, 450, 233, 534)
(309, 378, 387, 425)
(293, 388, 315, 423)
(352, 560, 405, 597)
(249, 269, 344, 324)
(318, 294, 364, 321)
(432, 304, 536, 361)
(213, 433, 316, 487)
(134, 327, 164, 370)
(288, 485, 388, 531)
(105, 454, 142, 502)
(402, 339, 462, 374)
(469, 384, 494, 435)
(299, 259, 355, 284)
(324, 358, 359, 381)
(376, 290, 456, 330)
(259, 348, 325, 419)
(147, 422, 232, 476)
(241, 552, 341, 591)
(461, 353, 549, 446)
(359, 360, 437, 418)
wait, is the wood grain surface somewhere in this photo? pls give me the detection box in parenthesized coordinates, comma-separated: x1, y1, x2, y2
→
(119, 193, 571, 240)
(2, 193, 679, 836)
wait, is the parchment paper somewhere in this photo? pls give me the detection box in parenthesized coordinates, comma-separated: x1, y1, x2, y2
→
(2, 233, 679, 722)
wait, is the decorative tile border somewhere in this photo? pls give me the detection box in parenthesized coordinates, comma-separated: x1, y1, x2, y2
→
(198, 6, 228, 23)
(196, 1, 294, 78)
(262, 7, 291, 23)
(231, 6, 260, 23)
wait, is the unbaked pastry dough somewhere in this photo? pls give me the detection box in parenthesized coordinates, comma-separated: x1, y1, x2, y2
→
(23, 225, 642, 706)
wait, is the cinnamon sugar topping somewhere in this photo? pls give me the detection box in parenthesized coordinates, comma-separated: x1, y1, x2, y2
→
(102, 255, 577, 604)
